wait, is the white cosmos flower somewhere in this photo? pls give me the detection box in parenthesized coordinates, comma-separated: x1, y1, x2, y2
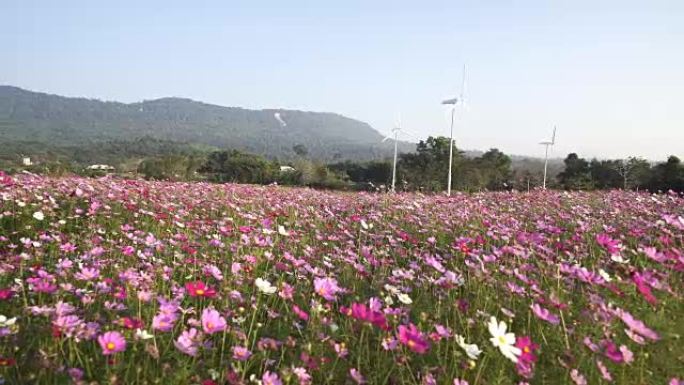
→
(487, 316, 521, 363)
(397, 293, 413, 305)
(278, 225, 290, 236)
(32, 211, 45, 221)
(135, 329, 154, 340)
(610, 255, 629, 264)
(255, 278, 277, 295)
(598, 269, 612, 282)
(456, 335, 482, 360)
(0, 315, 17, 327)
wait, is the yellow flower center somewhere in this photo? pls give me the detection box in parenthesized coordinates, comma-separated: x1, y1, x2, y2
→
(498, 336, 507, 345)
(196, 289, 205, 295)
(207, 322, 214, 329)
(524, 346, 530, 353)
(106, 342, 116, 350)
(407, 340, 416, 348)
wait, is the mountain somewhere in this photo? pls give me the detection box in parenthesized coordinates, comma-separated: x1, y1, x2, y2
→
(0, 85, 412, 163)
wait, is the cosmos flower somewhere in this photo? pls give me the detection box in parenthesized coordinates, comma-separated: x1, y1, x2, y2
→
(313, 277, 341, 301)
(456, 335, 482, 360)
(185, 281, 216, 298)
(255, 278, 277, 295)
(32, 211, 45, 221)
(488, 316, 521, 363)
(515, 336, 539, 378)
(530, 303, 560, 325)
(201, 308, 227, 334)
(232, 346, 252, 361)
(152, 313, 177, 332)
(398, 323, 430, 354)
(349, 368, 366, 384)
(174, 328, 200, 356)
(97, 331, 126, 355)
(262, 371, 282, 385)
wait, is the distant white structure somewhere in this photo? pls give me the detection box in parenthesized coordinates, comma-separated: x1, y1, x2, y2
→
(87, 164, 115, 171)
(279, 165, 296, 172)
(22, 157, 32, 166)
(442, 64, 467, 197)
(274, 112, 287, 127)
(539, 126, 557, 189)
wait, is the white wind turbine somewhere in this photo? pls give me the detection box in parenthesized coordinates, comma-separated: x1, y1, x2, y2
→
(442, 64, 467, 196)
(382, 114, 419, 193)
(540, 125, 557, 189)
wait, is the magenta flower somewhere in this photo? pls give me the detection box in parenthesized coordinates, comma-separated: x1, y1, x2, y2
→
(530, 303, 560, 325)
(201, 308, 227, 334)
(292, 304, 309, 321)
(349, 368, 366, 384)
(515, 336, 539, 379)
(313, 277, 341, 301)
(97, 331, 126, 355)
(232, 346, 252, 361)
(262, 371, 282, 385)
(397, 323, 430, 354)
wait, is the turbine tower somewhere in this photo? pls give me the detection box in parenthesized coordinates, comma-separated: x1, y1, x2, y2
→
(442, 64, 467, 196)
(382, 114, 420, 193)
(540, 126, 557, 189)
(382, 115, 403, 193)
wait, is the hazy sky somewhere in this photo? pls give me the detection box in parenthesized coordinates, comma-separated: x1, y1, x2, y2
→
(2, 0, 683, 159)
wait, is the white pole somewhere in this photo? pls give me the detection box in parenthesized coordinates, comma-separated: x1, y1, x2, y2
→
(391, 129, 398, 192)
(447, 106, 455, 196)
(542, 144, 549, 189)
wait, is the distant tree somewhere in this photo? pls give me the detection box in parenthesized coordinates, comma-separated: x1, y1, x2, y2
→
(398, 136, 460, 192)
(292, 144, 309, 157)
(138, 155, 202, 181)
(611, 157, 651, 190)
(558, 153, 593, 190)
(200, 150, 277, 184)
(589, 159, 622, 189)
(646, 155, 684, 192)
(476, 148, 513, 190)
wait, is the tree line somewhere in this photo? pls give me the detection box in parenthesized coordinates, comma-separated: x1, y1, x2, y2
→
(133, 137, 683, 193)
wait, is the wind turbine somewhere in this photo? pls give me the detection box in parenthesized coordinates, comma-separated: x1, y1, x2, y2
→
(382, 114, 420, 193)
(540, 126, 557, 189)
(442, 64, 467, 196)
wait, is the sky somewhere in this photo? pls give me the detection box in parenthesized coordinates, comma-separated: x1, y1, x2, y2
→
(2, 0, 683, 160)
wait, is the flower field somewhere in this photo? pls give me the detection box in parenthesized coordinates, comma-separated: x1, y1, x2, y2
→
(1, 173, 683, 385)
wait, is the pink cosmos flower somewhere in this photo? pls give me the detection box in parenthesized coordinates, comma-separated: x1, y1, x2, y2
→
(201, 308, 227, 334)
(515, 336, 539, 379)
(632, 272, 658, 305)
(174, 328, 200, 356)
(615, 308, 659, 341)
(397, 323, 430, 354)
(292, 304, 309, 321)
(349, 368, 366, 384)
(530, 303, 560, 325)
(313, 277, 341, 301)
(0, 289, 14, 301)
(152, 313, 177, 332)
(262, 371, 282, 385)
(97, 331, 126, 355)
(570, 369, 587, 385)
(232, 346, 252, 361)
(292, 367, 312, 385)
(185, 281, 217, 298)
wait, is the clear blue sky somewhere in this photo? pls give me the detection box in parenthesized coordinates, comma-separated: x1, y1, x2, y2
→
(2, 0, 683, 159)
